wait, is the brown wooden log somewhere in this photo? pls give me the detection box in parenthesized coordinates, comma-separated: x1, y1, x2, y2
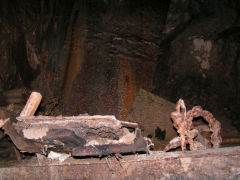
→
(19, 92, 42, 117)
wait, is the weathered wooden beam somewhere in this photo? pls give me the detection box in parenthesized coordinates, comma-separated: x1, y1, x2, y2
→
(1, 91, 151, 157)
(4, 114, 150, 156)
(19, 92, 42, 117)
(0, 146, 239, 179)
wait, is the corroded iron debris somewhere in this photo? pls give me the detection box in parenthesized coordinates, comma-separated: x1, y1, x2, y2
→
(0, 92, 153, 157)
(164, 99, 222, 152)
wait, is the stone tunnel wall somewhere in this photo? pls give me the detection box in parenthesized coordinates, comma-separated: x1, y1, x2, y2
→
(0, 0, 239, 127)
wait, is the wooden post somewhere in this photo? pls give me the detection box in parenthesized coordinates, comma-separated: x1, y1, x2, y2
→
(20, 92, 42, 117)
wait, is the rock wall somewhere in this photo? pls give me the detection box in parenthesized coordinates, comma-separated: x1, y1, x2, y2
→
(64, 0, 167, 118)
(153, 0, 240, 127)
(0, 0, 239, 127)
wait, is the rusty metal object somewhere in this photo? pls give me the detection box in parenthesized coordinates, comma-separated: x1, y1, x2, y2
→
(1, 92, 153, 157)
(0, 146, 240, 179)
(186, 106, 222, 148)
(164, 99, 222, 152)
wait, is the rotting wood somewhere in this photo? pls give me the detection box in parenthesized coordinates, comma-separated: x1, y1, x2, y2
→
(72, 128, 148, 156)
(10, 115, 150, 156)
(1, 92, 153, 157)
(2, 118, 43, 153)
(19, 92, 42, 117)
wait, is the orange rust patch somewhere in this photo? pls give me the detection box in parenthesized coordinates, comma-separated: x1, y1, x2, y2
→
(119, 62, 136, 120)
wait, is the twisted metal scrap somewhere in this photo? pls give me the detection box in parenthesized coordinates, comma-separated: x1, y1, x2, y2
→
(164, 99, 222, 152)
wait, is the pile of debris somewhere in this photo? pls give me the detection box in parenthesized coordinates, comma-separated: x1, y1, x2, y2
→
(126, 89, 223, 151)
(0, 90, 224, 162)
(0, 92, 153, 159)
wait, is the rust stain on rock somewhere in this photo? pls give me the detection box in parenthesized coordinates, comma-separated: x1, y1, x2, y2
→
(119, 61, 136, 120)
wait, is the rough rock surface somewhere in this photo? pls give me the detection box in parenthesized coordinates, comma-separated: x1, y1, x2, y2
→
(0, 0, 239, 130)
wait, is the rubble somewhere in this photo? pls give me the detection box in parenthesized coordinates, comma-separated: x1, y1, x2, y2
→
(164, 99, 222, 152)
(0, 92, 153, 157)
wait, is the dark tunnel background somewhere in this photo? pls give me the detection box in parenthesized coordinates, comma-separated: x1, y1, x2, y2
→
(0, 0, 240, 133)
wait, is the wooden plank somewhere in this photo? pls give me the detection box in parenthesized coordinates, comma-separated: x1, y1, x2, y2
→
(0, 146, 239, 179)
